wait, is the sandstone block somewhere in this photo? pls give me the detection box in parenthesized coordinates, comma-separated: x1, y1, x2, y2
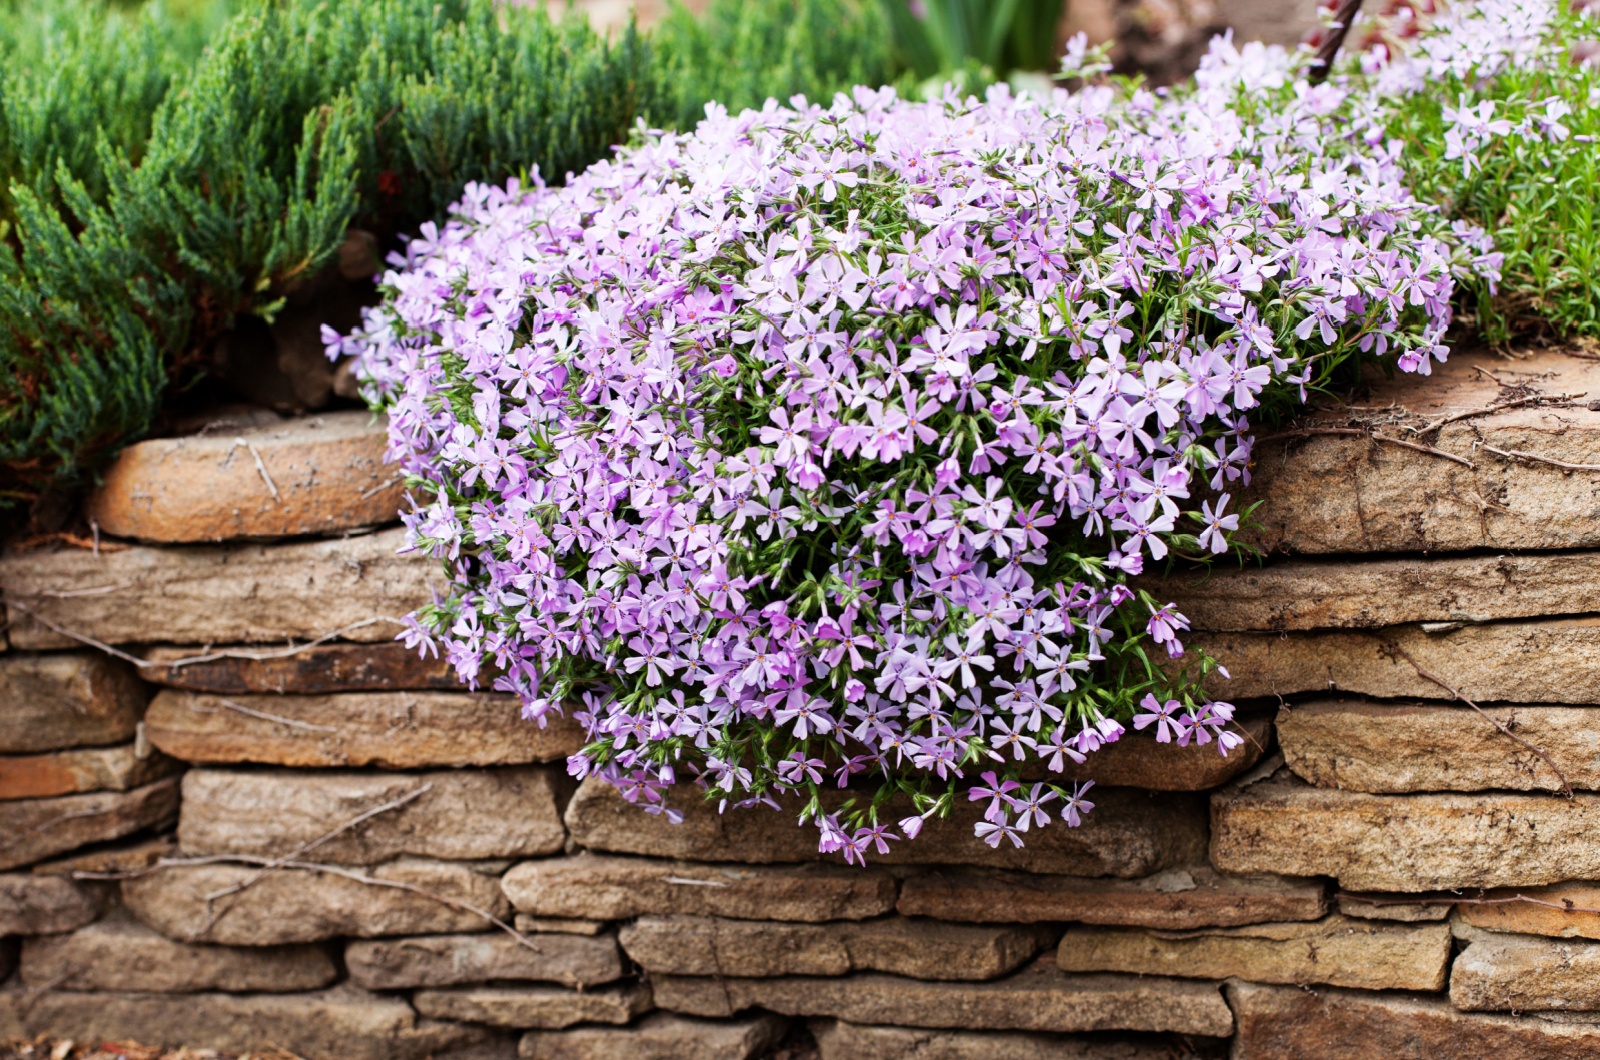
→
(1019, 715, 1271, 790)
(1279, 700, 1599, 793)
(565, 778, 1205, 877)
(413, 983, 652, 1030)
(177, 766, 566, 864)
(0, 779, 179, 871)
(1, 528, 437, 649)
(896, 865, 1325, 930)
(653, 959, 1232, 1037)
(20, 913, 337, 992)
(0, 653, 145, 754)
(519, 1013, 785, 1060)
(1228, 979, 1600, 1059)
(1057, 914, 1450, 991)
(514, 916, 607, 935)
(0, 743, 180, 800)
(1336, 893, 1452, 922)
(346, 933, 623, 990)
(1212, 779, 1600, 891)
(123, 858, 509, 945)
(1452, 934, 1600, 1011)
(146, 690, 582, 768)
(619, 916, 1052, 980)
(142, 642, 458, 694)
(0, 873, 109, 935)
(31, 833, 175, 877)
(810, 1019, 1172, 1060)
(1457, 884, 1600, 939)
(501, 855, 898, 923)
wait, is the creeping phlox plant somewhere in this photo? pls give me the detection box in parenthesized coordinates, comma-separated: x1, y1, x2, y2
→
(339, 22, 1511, 861)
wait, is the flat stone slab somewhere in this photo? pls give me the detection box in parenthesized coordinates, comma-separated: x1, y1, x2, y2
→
(1211, 778, 1600, 891)
(21, 913, 337, 992)
(1336, 893, 1452, 922)
(652, 958, 1233, 1038)
(0, 743, 180, 800)
(142, 642, 459, 694)
(0, 873, 109, 935)
(564, 778, 1206, 878)
(1228, 980, 1600, 1059)
(1278, 700, 1595, 793)
(1452, 934, 1600, 1011)
(501, 855, 898, 922)
(1019, 715, 1271, 790)
(1457, 884, 1600, 939)
(123, 858, 509, 945)
(1, 527, 437, 649)
(413, 983, 652, 1030)
(514, 916, 607, 935)
(346, 933, 624, 990)
(146, 690, 583, 768)
(618, 916, 1052, 980)
(896, 865, 1326, 930)
(0, 653, 146, 754)
(0, 779, 179, 871)
(177, 766, 566, 864)
(85, 410, 406, 543)
(520, 1013, 785, 1060)
(31, 833, 175, 877)
(810, 1019, 1175, 1060)
(1056, 914, 1451, 991)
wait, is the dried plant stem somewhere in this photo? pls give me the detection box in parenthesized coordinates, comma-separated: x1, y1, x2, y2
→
(1259, 426, 1476, 467)
(1408, 392, 1585, 435)
(1480, 443, 1600, 473)
(193, 698, 339, 733)
(1339, 892, 1600, 917)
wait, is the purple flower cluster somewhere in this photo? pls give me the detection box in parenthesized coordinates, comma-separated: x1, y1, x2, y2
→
(337, 30, 1486, 860)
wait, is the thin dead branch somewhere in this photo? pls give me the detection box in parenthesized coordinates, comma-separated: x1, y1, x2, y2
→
(191, 699, 339, 734)
(1258, 426, 1476, 468)
(1480, 443, 1600, 473)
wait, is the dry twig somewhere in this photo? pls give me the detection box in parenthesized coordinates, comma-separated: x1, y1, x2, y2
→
(1480, 442, 1600, 473)
(1258, 426, 1475, 468)
(191, 699, 339, 734)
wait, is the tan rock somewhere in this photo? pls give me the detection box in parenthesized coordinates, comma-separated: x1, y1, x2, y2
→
(501, 855, 897, 922)
(31, 833, 175, 877)
(896, 865, 1325, 930)
(21, 913, 337, 992)
(0, 743, 180, 800)
(1056, 914, 1450, 991)
(1018, 715, 1271, 790)
(514, 916, 607, 935)
(619, 916, 1052, 980)
(1452, 934, 1600, 1011)
(1211, 779, 1600, 891)
(0, 873, 109, 935)
(0, 652, 146, 754)
(1228, 979, 1600, 1059)
(346, 933, 623, 990)
(145, 690, 582, 768)
(85, 411, 406, 543)
(1279, 699, 1599, 793)
(0, 779, 179, 871)
(142, 642, 459, 694)
(810, 1019, 1172, 1060)
(1336, 892, 1452, 922)
(0, 983, 499, 1060)
(652, 958, 1232, 1037)
(413, 983, 652, 1030)
(564, 778, 1205, 878)
(1457, 883, 1600, 939)
(176, 767, 566, 864)
(519, 1013, 785, 1060)
(122, 858, 509, 945)
(1, 528, 437, 649)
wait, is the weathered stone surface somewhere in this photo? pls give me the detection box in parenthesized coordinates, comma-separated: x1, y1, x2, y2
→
(1237, 348, 1600, 555)
(501, 855, 898, 923)
(1, 528, 437, 649)
(1337, 893, 1452, 922)
(810, 1019, 1172, 1060)
(146, 690, 582, 768)
(519, 1013, 785, 1060)
(619, 916, 1052, 980)
(0, 779, 179, 871)
(85, 411, 406, 544)
(1056, 914, 1451, 991)
(565, 778, 1206, 877)
(31, 833, 175, 876)
(0, 873, 109, 935)
(142, 642, 459, 694)
(123, 858, 509, 945)
(1211, 779, 1600, 891)
(20, 913, 337, 992)
(897, 865, 1325, 930)
(0, 743, 180, 800)
(1019, 715, 1271, 790)
(1279, 700, 1598, 793)
(514, 916, 607, 935)
(177, 767, 566, 864)
(1458, 884, 1600, 939)
(346, 933, 623, 990)
(0, 652, 145, 754)
(653, 958, 1232, 1037)
(0, 984, 498, 1060)
(1452, 934, 1600, 1011)
(1228, 980, 1600, 1059)
(413, 984, 652, 1030)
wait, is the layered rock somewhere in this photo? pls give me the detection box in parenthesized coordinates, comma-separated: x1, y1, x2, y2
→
(809, 1019, 1173, 1060)
(0, 743, 180, 800)
(0, 779, 179, 871)
(141, 642, 458, 694)
(519, 1013, 785, 1060)
(0, 874, 110, 936)
(1451, 935, 1600, 1011)
(0, 653, 146, 754)
(412, 984, 652, 1030)
(346, 933, 624, 990)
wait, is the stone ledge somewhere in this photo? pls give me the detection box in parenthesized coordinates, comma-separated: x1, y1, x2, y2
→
(809, 1019, 1177, 1060)
(142, 642, 458, 694)
(346, 933, 624, 990)
(0, 779, 179, 872)
(0, 744, 181, 801)
(0, 653, 146, 755)
(412, 983, 652, 1030)
(1457, 884, 1600, 939)
(0, 873, 110, 936)
(519, 1013, 785, 1060)
(1452, 934, 1600, 1011)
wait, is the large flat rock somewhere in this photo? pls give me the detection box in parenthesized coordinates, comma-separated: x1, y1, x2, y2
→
(123, 858, 510, 945)
(346, 933, 624, 990)
(519, 1013, 785, 1060)
(0, 873, 109, 935)
(1452, 934, 1600, 1011)
(0, 653, 146, 754)
(564, 778, 1206, 878)
(810, 1019, 1175, 1060)
(85, 410, 406, 543)
(412, 983, 652, 1030)
(146, 690, 582, 768)
(0, 743, 180, 800)
(142, 642, 459, 694)
(1238, 347, 1600, 554)
(0, 779, 179, 871)
(1211, 779, 1600, 891)
(500, 855, 898, 922)
(1, 528, 437, 649)
(177, 767, 566, 864)
(1457, 883, 1600, 939)
(1278, 700, 1597, 793)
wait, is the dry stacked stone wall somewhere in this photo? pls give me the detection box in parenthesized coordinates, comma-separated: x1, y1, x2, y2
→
(2, 348, 1599, 1059)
